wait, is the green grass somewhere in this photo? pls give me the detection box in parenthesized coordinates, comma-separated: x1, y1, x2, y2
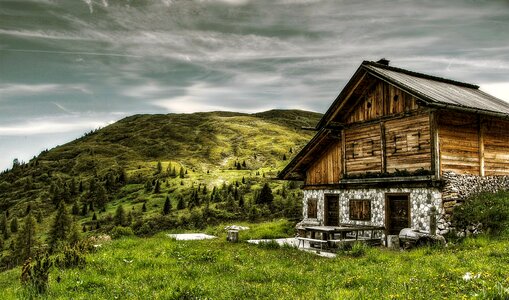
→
(2, 221, 509, 299)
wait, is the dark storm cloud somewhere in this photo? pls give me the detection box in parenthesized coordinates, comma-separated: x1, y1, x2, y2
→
(1, 0, 509, 169)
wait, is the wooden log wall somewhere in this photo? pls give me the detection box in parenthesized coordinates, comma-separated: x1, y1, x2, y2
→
(438, 112, 480, 175)
(347, 82, 420, 124)
(385, 114, 432, 173)
(305, 140, 342, 185)
(484, 119, 509, 175)
(344, 124, 382, 175)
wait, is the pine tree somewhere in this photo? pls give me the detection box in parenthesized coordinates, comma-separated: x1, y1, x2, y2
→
(47, 201, 72, 252)
(96, 184, 108, 209)
(282, 154, 287, 161)
(179, 168, 185, 179)
(236, 162, 241, 170)
(126, 212, 132, 226)
(163, 196, 171, 215)
(78, 180, 83, 193)
(10, 217, 18, 233)
(92, 213, 97, 221)
(177, 196, 185, 210)
(234, 187, 239, 201)
(242, 160, 246, 168)
(242, 177, 245, 184)
(142, 202, 147, 212)
(118, 168, 126, 184)
(156, 161, 162, 174)
(14, 213, 36, 263)
(68, 219, 81, 246)
(114, 205, 126, 226)
(239, 194, 245, 208)
(70, 178, 77, 196)
(0, 212, 7, 233)
(154, 180, 161, 193)
(71, 201, 80, 215)
(202, 185, 208, 195)
(256, 183, 274, 205)
(81, 202, 88, 216)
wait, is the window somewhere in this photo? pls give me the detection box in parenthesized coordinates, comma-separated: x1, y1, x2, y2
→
(349, 199, 371, 221)
(307, 199, 318, 218)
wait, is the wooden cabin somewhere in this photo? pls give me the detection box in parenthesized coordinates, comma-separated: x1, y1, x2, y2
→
(279, 59, 509, 237)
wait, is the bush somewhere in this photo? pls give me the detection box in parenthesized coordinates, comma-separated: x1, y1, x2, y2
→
(20, 252, 52, 294)
(54, 244, 87, 269)
(110, 226, 134, 239)
(349, 242, 368, 257)
(452, 191, 509, 235)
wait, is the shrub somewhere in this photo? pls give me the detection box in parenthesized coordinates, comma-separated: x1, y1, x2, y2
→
(349, 241, 368, 257)
(20, 252, 53, 294)
(54, 244, 87, 269)
(452, 191, 509, 235)
(110, 226, 134, 239)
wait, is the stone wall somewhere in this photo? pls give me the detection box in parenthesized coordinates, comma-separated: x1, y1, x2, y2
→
(302, 187, 442, 233)
(442, 171, 509, 215)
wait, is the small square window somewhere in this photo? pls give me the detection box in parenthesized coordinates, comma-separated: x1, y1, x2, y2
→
(349, 199, 371, 221)
(307, 198, 318, 219)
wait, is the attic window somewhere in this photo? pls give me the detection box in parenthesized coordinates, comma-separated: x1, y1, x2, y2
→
(393, 95, 399, 102)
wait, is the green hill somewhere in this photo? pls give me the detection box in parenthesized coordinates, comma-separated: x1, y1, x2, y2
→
(0, 109, 321, 267)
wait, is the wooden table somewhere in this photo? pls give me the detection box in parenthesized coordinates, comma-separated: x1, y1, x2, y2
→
(297, 225, 385, 250)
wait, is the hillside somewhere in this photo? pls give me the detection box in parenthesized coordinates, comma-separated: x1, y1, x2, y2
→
(0, 109, 321, 267)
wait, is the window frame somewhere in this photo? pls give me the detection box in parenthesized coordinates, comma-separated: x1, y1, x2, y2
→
(349, 199, 371, 221)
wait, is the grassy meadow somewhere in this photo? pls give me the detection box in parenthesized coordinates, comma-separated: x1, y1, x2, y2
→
(1, 220, 509, 299)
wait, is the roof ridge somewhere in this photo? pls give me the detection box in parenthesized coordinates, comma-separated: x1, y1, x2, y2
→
(362, 60, 480, 89)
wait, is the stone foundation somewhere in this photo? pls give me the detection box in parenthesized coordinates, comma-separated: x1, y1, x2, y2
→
(302, 187, 442, 233)
(300, 172, 509, 238)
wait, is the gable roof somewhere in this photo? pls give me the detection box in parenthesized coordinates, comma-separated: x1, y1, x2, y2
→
(316, 60, 509, 129)
(279, 60, 509, 180)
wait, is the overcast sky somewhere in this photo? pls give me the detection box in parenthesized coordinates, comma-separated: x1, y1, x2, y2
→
(1, 0, 509, 170)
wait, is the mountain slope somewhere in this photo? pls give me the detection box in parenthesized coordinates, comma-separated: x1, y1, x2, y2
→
(0, 109, 321, 260)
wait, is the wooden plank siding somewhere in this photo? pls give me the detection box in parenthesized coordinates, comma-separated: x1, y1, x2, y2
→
(346, 81, 420, 124)
(344, 124, 382, 175)
(484, 119, 509, 175)
(305, 140, 342, 185)
(438, 112, 480, 175)
(385, 114, 432, 173)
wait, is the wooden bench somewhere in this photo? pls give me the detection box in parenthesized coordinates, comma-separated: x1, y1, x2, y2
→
(296, 237, 328, 250)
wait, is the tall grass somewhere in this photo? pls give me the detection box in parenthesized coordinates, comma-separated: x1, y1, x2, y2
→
(0, 221, 508, 299)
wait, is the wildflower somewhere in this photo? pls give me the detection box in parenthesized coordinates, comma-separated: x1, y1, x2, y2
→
(463, 272, 472, 281)
(462, 272, 480, 281)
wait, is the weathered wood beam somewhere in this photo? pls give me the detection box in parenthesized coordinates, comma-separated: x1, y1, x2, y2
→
(479, 115, 485, 176)
(341, 129, 346, 178)
(430, 111, 441, 179)
(328, 72, 367, 123)
(380, 122, 387, 174)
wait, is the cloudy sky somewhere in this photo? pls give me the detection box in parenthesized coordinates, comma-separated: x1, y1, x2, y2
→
(1, 0, 509, 170)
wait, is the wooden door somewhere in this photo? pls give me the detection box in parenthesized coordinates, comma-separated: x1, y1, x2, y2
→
(324, 195, 339, 226)
(386, 194, 410, 235)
